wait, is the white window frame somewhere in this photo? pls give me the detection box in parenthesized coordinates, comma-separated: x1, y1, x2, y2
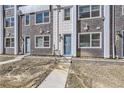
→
(78, 32, 102, 48)
(24, 14, 30, 26)
(35, 11, 50, 25)
(122, 5, 124, 15)
(78, 5, 101, 20)
(4, 16, 14, 28)
(4, 5, 14, 10)
(5, 37, 14, 48)
(63, 7, 71, 21)
(35, 35, 50, 48)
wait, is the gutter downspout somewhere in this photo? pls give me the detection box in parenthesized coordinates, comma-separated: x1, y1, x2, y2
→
(14, 5, 18, 55)
(56, 5, 61, 55)
(112, 5, 116, 59)
(0, 6, 3, 54)
(57, 8, 59, 53)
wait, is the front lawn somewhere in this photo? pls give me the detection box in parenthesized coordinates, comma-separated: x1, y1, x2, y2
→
(0, 56, 56, 88)
(66, 60, 124, 88)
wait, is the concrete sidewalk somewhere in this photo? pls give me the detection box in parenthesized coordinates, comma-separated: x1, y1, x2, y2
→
(38, 63, 70, 88)
(73, 57, 124, 63)
(0, 54, 28, 65)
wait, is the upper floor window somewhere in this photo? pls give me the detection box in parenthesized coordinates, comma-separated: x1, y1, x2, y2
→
(4, 5, 14, 10)
(5, 17, 14, 27)
(64, 8, 70, 20)
(25, 15, 30, 26)
(79, 32, 101, 48)
(79, 5, 100, 19)
(36, 11, 49, 24)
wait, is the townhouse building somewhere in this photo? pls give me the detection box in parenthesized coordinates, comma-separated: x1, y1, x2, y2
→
(0, 5, 53, 56)
(0, 5, 124, 59)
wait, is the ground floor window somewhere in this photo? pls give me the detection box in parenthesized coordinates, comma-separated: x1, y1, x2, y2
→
(35, 35, 50, 48)
(5, 37, 14, 48)
(79, 32, 102, 48)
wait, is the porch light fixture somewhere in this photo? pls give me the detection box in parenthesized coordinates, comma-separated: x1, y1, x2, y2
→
(84, 24, 89, 31)
(116, 31, 122, 38)
(46, 30, 50, 33)
(59, 34, 63, 41)
(39, 28, 44, 34)
(96, 26, 101, 30)
(116, 31, 121, 35)
(7, 33, 11, 37)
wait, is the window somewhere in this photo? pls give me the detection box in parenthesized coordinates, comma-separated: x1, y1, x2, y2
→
(80, 34, 90, 47)
(91, 5, 100, 17)
(4, 5, 14, 10)
(79, 32, 101, 48)
(79, 5, 100, 19)
(36, 13, 43, 23)
(36, 11, 49, 24)
(64, 8, 70, 20)
(25, 15, 30, 26)
(5, 18, 10, 27)
(5, 17, 14, 27)
(5, 38, 14, 48)
(92, 33, 100, 47)
(35, 35, 50, 48)
(79, 6, 90, 18)
(44, 11, 49, 22)
(11, 17, 14, 26)
(44, 36, 50, 47)
(36, 37, 43, 47)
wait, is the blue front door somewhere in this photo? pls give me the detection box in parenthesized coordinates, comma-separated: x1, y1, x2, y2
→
(64, 34, 71, 56)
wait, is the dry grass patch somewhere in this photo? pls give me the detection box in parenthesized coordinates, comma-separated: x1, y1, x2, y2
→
(66, 60, 124, 88)
(0, 56, 56, 88)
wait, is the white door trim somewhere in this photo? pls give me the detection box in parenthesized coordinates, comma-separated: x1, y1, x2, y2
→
(24, 36, 31, 54)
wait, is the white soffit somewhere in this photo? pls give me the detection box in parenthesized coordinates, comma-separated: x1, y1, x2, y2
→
(19, 5, 49, 14)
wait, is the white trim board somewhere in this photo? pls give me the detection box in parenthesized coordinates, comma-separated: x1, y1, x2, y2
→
(104, 5, 110, 58)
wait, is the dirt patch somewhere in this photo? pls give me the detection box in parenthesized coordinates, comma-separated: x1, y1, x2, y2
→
(66, 60, 124, 88)
(0, 55, 15, 62)
(0, 56, 56, 88)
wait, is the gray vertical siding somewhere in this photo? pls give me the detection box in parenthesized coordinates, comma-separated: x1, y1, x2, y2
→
(3, 6, 15, 54)
(77, 6, 104, 58)
(114, 5, 124, 58)
(20, 6, 53, 56)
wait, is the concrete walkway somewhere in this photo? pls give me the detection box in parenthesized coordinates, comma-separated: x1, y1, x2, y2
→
(73, 58, 124, 63)
(38, 63, 70, 88)
(0, 54, 28, 65)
